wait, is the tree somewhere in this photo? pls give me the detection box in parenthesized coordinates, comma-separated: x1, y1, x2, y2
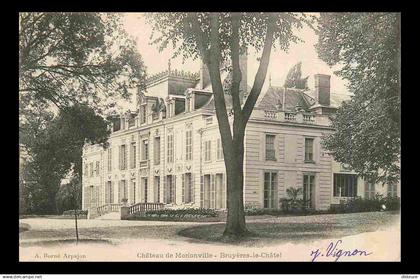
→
(22, 104, 110, 214)
(19, 13, 147, 213)
(148, 13, 310, 237)
(19, 13, 146, 117)
(283, 61, 309, 89)
(316, 13, 400, 184)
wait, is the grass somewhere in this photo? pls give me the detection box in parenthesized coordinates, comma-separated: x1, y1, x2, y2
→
(178, 211, 400, 246)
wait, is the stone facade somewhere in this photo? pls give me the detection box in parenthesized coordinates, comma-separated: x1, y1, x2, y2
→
(82, 60, 400, 213)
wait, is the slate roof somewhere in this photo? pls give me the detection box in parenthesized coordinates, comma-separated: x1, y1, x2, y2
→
(257, 86, 351, 111)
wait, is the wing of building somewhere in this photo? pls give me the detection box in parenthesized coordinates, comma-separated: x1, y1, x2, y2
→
(82, 55, 400, 218)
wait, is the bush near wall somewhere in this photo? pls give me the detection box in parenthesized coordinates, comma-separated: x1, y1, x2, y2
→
(127, 208, 219, 221)
(62, 209, 88, 216)
(329, 195, 400, 213)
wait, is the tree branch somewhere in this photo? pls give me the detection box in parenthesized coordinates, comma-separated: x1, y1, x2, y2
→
(207, 13, 233, 143)
(242, 14, 277, 123)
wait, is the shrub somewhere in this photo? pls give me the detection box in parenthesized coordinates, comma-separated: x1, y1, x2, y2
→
(329, 195, 400, 213)
(143, 208, 218, 219)
(62, 209, 88, 216)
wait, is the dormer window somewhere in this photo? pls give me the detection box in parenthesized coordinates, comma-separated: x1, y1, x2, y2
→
(140, 104, 146, 124)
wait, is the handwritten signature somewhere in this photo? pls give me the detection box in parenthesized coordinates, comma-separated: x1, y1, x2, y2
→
(310, 240, 372, 262)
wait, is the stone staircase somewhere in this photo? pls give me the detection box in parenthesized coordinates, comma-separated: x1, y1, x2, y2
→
(89, 202, 164, 220)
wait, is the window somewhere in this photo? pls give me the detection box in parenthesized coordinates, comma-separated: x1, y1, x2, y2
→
(141, 139, 148, 161)
(204, 140, 211, 162)
(265, 134, 276, 161)
(89, 162, 94, 177)
(303, 174, 315, 208)
(119, 144, 127, 170)
(182, 173, 193, 203)
(107, 148, 112, 172)
(364, 182, 376, 199)
(264, 172, 278, 208)
(215, 173, 226, 209)
(141, 178, 148, 202)
(154, 176, 160, 202)
(118, 180, 127, 202)
(105, 181, 113, 204)
(131, 179, 136, 204)
(167, 134, 174, 163)
(217, 138, 223, 160)
(96, 161, 100, 176)
(165, 175, 176, 204)
(305, 138, 314, 162)
(84, 164, 88, 177)
(154, 137, 160, 165)
(387, 183, 397, 197)
(130, 143, 136, 169)
(186, 130, 192, 161)
(140, 105, 146, 124)
(333, 174, 358, 197)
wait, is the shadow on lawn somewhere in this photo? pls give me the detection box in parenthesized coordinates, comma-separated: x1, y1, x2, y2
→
(177, 220, 397, 246)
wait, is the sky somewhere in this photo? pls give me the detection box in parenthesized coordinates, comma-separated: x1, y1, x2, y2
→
(122, 13, 350, 96)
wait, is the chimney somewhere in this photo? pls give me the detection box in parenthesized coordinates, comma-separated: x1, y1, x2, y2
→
(314, 74, 331, 106)
(199, 60, 210, 89)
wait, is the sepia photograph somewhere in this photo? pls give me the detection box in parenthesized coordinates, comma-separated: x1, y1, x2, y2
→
(18, 12, 401, 263)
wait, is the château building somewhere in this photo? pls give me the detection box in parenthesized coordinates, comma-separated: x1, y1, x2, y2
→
(81, 56, 400, 218)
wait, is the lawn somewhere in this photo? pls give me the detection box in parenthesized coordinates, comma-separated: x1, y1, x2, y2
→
(178, 211, 400, 246)
(19, 211, 400, 247)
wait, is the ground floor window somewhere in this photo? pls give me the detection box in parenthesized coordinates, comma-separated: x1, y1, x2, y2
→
(105, 181, 113, 204)
(200, 173, 226, 209)
(164, 175, 176, 204)
(141, 177, 148, 203)
(182, 173, 194, 203)
(264, 171, 278, 209)
(154, 176, 160, 203)
(118, 180, 128, 203)
(303, 174, 315, 209)
(130, 179, 136, 204)
(364, 182, 376, 199)
(387, 183, 398, 197)
(333, 173, 358, 197)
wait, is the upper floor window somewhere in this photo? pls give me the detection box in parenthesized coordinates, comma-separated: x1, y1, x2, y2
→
(84, 164, 88, 177)
(142, 139, 149, 161)
(130, 142, 136, 168)
(265, 134, 276, 161)
(89, 162, 94, 177)
(154, 137, 161, 165)
(304, 138, 314, 162)
(119, 144, 127, 170)
(186, 130, 192, 161)
(217, 138, 223, 160)
(204, 140, 212, 162)
(167, 134, 174, 163)
(96, 161, 100, 176)
(387, 183, 398, 197)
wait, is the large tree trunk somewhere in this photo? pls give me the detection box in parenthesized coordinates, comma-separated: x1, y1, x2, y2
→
(223, 133, 248, 237)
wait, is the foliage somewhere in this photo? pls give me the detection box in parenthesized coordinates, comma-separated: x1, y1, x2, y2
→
(127, 208, 219, 220)
(316, 13, 400, 185)
(62, 210, 88, 216)
(143, 208, 218, 218)
(22, 104, 109, 214)
(56, 176, 82, 214)
(19, 12, 146, 118)
(283, 62, 309, 89)
(329, 195, 400, 213)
